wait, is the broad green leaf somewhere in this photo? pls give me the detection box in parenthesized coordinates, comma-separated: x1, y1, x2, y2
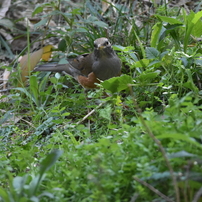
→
(0, 188, 9, 202)
(135, 59, 150, 68)
(164, 24, 183, 30)
(40, 150, 63, 176)
(50, 77, 58, 84)
(58, 39, 67, 52)
(32, 6, 43, 17)
(101, 74, 133, 93)
(149, 172, 170, 180)
(184, 11, 196, 52)
(138, 71, 160, 82)
(194, 59, 202, 66)
(71, 8, 81, 15)
(13, 176, 26, 194)
(191, 20, 202, 37)
(34, 19, 48, 29)
(74, 28, 88, 33)
(0, 19, 14, 30)
(178, 180, 202, 190)
(15, 87, 35, 103)
(155, 15, 182, 24)
(59, 58, 69, 64)
(129, 52, 138, 61)
(99, 104, 112, 121)
(157, 134, 202, 149)
(30, 75, 39, 106)
(184, 69, 199, 93)
(191, 10, 202, 24)
(113, 45, 127, 51)
(151, 22, 162, 48)
(169, 151, 196, 158)
(93, 21, 108, 28)
(39, 72, 51, 92)
(28, 175, 42, 197)
(146, 47, 160, 59)
(0, 110, 14, 125)
(183, 81, 198, 93)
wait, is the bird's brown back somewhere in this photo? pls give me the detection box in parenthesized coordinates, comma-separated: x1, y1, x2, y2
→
(68, 53, 94, 76)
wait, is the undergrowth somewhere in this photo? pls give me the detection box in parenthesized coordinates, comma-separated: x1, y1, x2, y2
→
(0, 0, 202, 202)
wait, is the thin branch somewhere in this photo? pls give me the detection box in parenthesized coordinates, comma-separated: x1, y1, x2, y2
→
(133, 176, 175, 202)
(76, 102, 104, 125)
(128, 84, 180, 202)
(192, 187, 202, 202)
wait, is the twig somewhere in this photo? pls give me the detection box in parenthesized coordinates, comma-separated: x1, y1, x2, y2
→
(76, 102, 104, 125)
(128, 84, 180, 202)
(21, 118, 35, 128)
(0, 88, 13, 93)
(133, 176, 175, 202)
(192, 187, 202, 202)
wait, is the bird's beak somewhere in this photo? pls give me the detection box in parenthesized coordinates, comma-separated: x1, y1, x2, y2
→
(98, 44, 105, 50)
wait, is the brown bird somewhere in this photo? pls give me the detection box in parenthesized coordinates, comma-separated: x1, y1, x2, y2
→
(33, 37, 121, 88)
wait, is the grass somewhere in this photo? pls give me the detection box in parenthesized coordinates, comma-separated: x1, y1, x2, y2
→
(0, 1, 202, 201)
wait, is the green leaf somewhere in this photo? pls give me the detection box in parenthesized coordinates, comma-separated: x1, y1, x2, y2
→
(32, 6, 43, 17)
(71, 8, 81, 15)
(151, 22, 162, 48)
(38, 72, 51, 92)
(50, 77, 58, 84)
(99, 104, 112, 121)
(40, 150, 63, 176)
(0, 19, 14, 30)
(0, 187, 9, 202)
(194, 59, 202, 66)
(155, 15, 182, 24)
(13, 176, 27, 194)
(28, 175, 41, 197)
(59, 58, 69, 64)
(34, 19, 48, 29)
(101, 75, 133, 93)
(157, 134, 202, 149)
(169, 151, 196, 158)
(135, 59, 150, 68)
(74, 28, 88, 33)
(15, 87, 35, 104)
(183, 69, 199, 93)
(183, 10, 202, 52)
(183, 81, 198, 93)
(113, 45, 127, 51)
(30, 75, 39, 106)
(58, 39, 67, 52)
(191, 20, 202, 37)
(191, 10, 202, 24)
(138, 71, 160, 82)
(0, 110, 14, 125)
(93, 20, 108, 28)
(146, 47, 160, 59)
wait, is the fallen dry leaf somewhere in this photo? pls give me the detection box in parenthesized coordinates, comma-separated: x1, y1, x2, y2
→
(101, 0, 112, 14)
(19, 48, 43, 86)
(2, 68, 10, 89)
(18, 45, 53, 86)
(42, 45, 53, 61)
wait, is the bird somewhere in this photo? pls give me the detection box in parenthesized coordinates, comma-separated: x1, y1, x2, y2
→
(33, 37, 121, 88)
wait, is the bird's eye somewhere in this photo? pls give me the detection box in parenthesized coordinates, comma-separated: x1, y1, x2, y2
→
(104, 41, 109, 46)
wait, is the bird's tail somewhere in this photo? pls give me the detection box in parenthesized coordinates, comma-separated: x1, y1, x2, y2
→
(33, 63, 82, 80)
(34, 63, 68, 72)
